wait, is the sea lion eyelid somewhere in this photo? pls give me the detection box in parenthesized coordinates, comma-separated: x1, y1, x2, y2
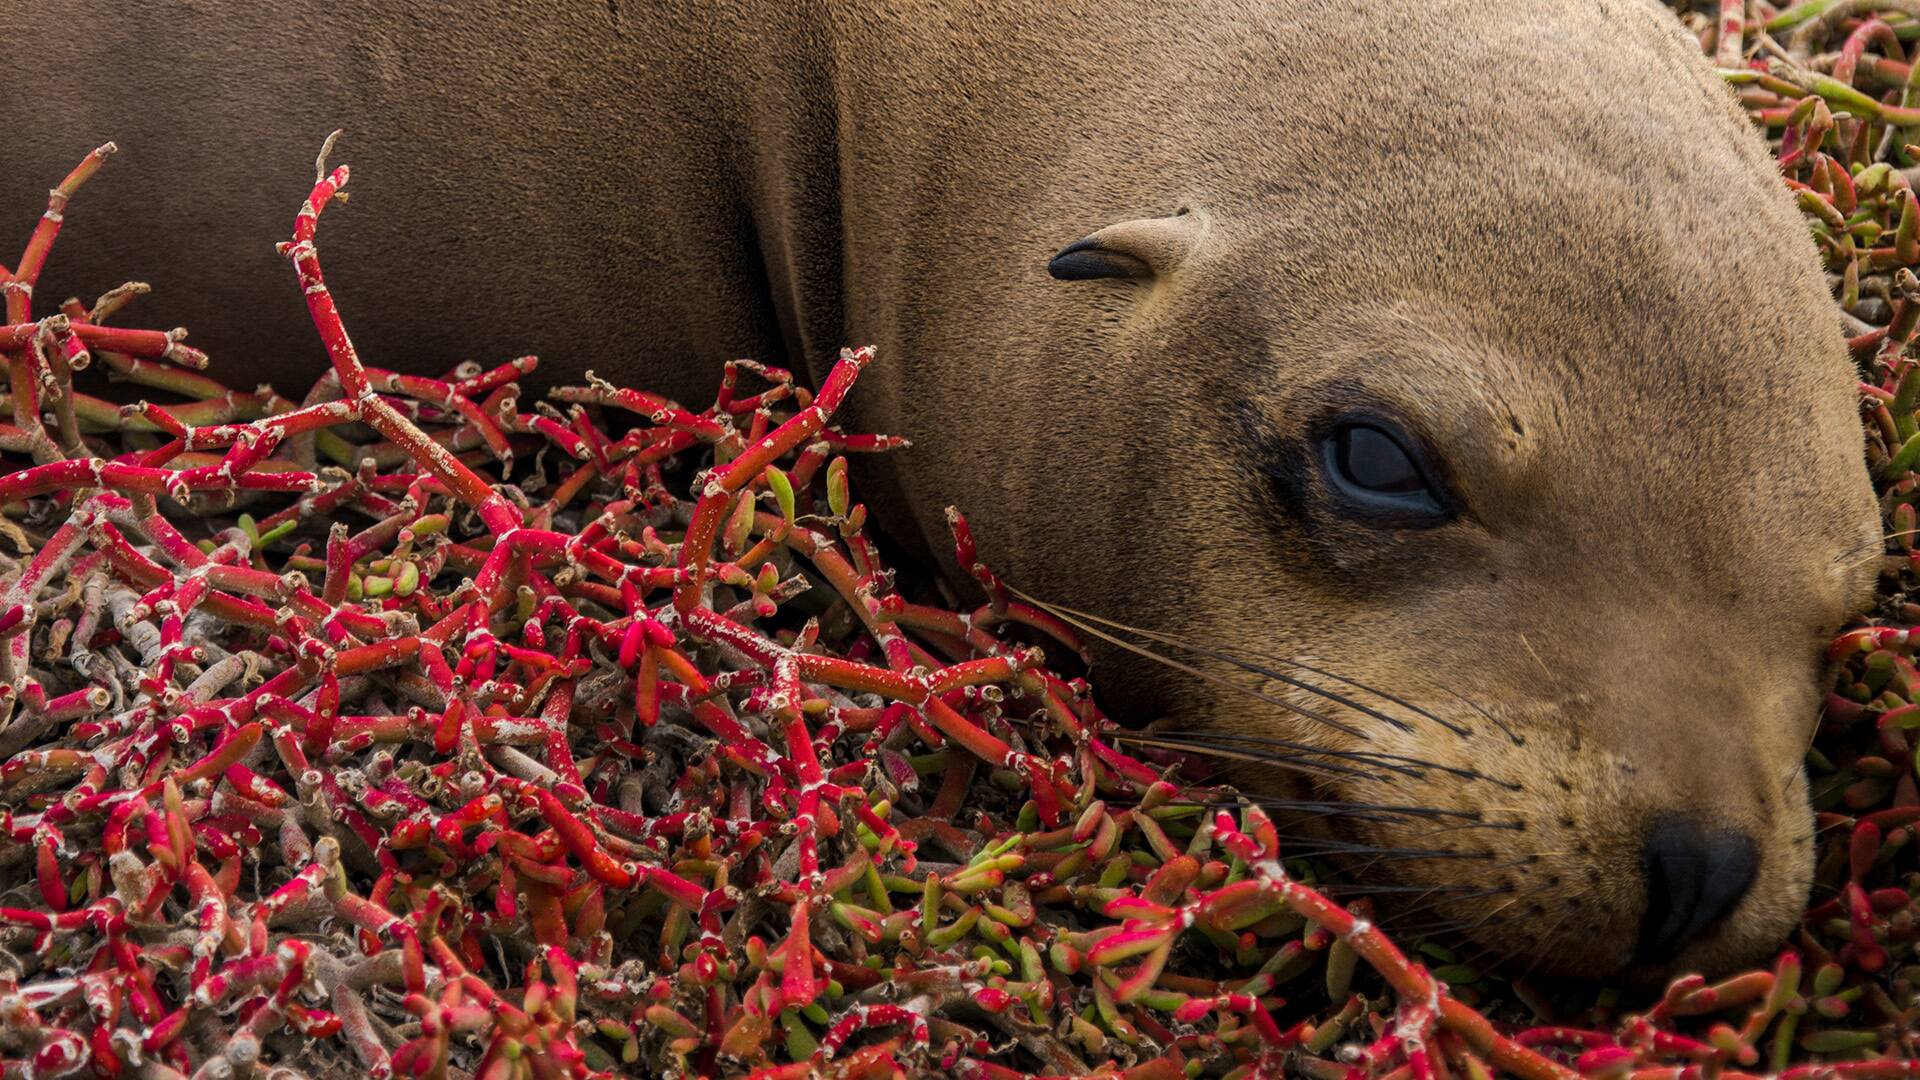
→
(1313, 413, 1455, 527)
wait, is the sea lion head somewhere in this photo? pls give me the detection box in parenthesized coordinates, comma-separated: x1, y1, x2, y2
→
(996, 2, 1883, 978)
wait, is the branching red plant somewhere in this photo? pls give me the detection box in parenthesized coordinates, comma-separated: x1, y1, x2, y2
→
(2, 7, 1920, 1071)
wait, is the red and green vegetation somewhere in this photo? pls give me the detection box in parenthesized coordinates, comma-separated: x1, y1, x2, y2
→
(4, 3, 1920, 1076)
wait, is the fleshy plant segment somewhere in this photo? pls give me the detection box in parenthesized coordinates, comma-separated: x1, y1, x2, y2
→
(3, 2, 1920, 1070)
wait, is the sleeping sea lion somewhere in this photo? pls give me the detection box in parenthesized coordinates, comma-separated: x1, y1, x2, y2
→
(2, 0, 1881, 977)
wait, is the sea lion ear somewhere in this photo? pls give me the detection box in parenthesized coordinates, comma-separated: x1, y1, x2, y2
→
(1047, 210, 1206, 282)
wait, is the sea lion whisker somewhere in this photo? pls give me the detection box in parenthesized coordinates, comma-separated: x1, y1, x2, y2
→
(1126, 728, 1517, 788)
(1010, 586, 1469, 737)
(1187, 795, 1483, 828)
(1241, 806, 1435, 827)
(1277, 809, 1425, 827)
(1377, 916, 1531, 945)
(1440, 895, 1541, 968)
(1104, 734, 1389, 783)
(1108, 730, 1436, 781)
(1008, 586, 1518, 744)
(1003, 593, 1376, 740)
(1279, 840, 1500, 864)
(1401, 821, 1529, 842)
(1113, 735, 1464, 788)
(1235, 797, 1482, 822)
(1377, 890, 1508, 929)
(1315, 882, 1500, 896)
(1118, 725, 1448, 769)
(1814, 814, 1854, 837)
(1833, 526, 1911, 566)
(1034, 602, 1418, 734)
(1508, 907, 1590, 987)
(1276, 656, 1481, 740)
(1322, 823, 1532, 861)
(1390, 880, 1536, 922)
(1397, 910, 1543, 953)
(1386, 912, 1535, 945)
(1834, 547, 1895, 573)
(1435, 685, 1525, 746)
(1376, 888, 1537, 929)
(1341, 850, 1537, 885)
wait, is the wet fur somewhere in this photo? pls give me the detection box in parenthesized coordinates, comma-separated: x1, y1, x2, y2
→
(3, 0, 1884, 976)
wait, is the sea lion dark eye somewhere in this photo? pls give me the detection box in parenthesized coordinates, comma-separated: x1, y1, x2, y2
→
(1319, 421, 1451, 523)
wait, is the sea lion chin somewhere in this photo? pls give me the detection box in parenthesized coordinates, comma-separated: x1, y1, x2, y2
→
(3, 0, 1882, 978)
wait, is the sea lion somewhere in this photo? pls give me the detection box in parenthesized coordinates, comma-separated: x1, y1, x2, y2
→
(3, 0, 1882, 978)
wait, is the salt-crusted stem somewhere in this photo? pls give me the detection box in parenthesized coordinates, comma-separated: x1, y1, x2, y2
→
(277, 162, 521, 536)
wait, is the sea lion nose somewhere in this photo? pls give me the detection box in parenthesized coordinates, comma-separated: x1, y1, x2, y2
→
(1635, 817, 1759, 962)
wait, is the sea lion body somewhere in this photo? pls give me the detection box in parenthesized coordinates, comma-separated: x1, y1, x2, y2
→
(3, 0, 1883, 977)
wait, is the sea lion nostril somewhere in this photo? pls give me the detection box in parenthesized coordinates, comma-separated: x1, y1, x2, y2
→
(1635, 817, 1760, 962)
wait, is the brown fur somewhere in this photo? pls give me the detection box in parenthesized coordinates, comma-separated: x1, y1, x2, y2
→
(3, 0, 1882, 977)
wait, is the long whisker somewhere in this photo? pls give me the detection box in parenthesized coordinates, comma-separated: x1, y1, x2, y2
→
(1377, 887, 1529, 929)
(1132, 728, 1520, 790)
(1106, 733, 1391, 783)
(1387, 911, 1535, 944)
(995, 592, 1564, 962)
(1315, 882, 1502, 897)
(1341, 848, 1534, 885)
(1507, 906, 1587, 986)
(1273, 839, 1500, 863)
(1009, 586, 1478, 739)
(1256, 806, 1441, 827)
(1275, 656, 1475, 738)
(1833, 527, 1905, 567)
(1168, 794, 1480, 829)
(1111, 730, 1442, 781)
(1399, 821, 1526, 842)
(1374, 880, 1520, 922)
(1377, 885, 1516, 929)
(1013, 597, 1376, 741)
(1329, 821, 1534, 873)
(1372, 913, 1536, 952)
(1340, 847, 1540, 927)
(1441, 894, 1537, 970)
(1437, 685, 1524, 746)
(1233, 796, 1483, 822)
(1836, 547, 1896, 573)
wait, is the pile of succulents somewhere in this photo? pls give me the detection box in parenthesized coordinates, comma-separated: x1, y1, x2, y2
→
(0, 2, 1919, 1075)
